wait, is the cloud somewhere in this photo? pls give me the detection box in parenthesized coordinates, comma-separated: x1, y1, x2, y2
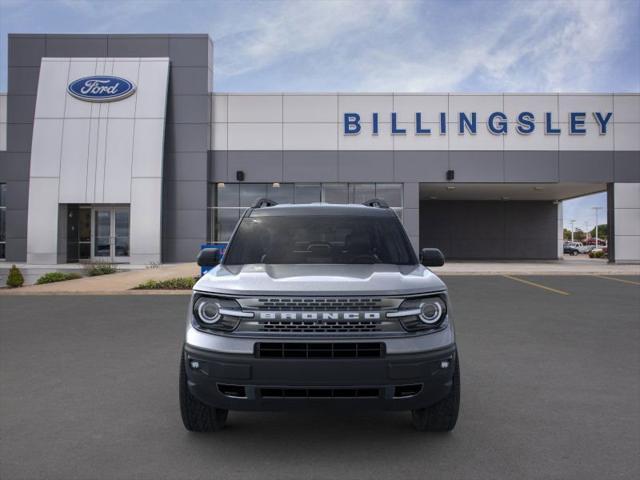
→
(212, 0, 638, 92)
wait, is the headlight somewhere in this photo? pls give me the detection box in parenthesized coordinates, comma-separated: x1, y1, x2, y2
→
(387, 295, 447, 331)
(419, 298, 445, 325)
(192, 294, 253, 331)
(195, 297, 221, 324)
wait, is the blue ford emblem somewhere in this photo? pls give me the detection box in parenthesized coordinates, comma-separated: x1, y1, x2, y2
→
(67, 76, 136, 102)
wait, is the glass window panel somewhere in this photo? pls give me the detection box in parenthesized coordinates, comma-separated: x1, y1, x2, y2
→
(240, 184, 268, 207)
(114, 210, 129, 237)
(349, 184, 375, 204)
(94, 210, 111, 257)
(267, 183, 294, 204)
(0, 243, 6, 259)
(78, 208, 91, 242)
(115, 237, 130, 257)
(0, 209, 5, 242)
(78, 243, 91, 259)
(213, 183, 239, 207)
(375, 184, 402, 207)
(211, 208, 242, 242)
(322, 183, 348, 204)
(294, 184, 321, 204)
(0, 184, 6, 207)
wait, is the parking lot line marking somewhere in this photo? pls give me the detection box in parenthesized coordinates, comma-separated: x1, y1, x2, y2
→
(502, 275, 570, 296)
(593, 275, 640, 286)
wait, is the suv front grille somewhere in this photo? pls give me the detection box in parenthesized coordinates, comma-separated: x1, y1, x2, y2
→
(252, 297, 384, 311)
(256, 342, 384, 359)
(260, 319, 381, 333)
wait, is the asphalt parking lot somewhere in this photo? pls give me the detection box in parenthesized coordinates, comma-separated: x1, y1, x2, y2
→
(1, 275, 639, 480)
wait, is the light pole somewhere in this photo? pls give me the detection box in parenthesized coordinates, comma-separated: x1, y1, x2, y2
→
(570, 219, 576, 242)
(592, 206, 603, 248)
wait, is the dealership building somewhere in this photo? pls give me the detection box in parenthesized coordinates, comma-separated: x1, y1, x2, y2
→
(0, 33, 638, 265)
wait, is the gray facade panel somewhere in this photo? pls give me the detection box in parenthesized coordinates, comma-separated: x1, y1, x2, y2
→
(6, 124, 33, 153)
(5, 236, 27, 262)
(420, 200, 557, 259)
(449, 151, 504, 182)
(163, 209, 208, 239)
(107, 35, 170, 57)
(338, 151, 394, 182)
(504, 151, 559, 182)
(394, 151, 449, 182)
(8, 35, 45, 67)
(7, 67, 40, 95)
(165, 123, 209, 153)
(163, 180, 208, 211)
(559, 151, 614, 183)
(283, 151, 338, 182)
(0, 153, 30, 181)
(169, 37, 211, 67)
(169, 67, 210, 95)
(165, 152, 208, 181)
(45, 35, 108, 57)
(6, 208, 28, 239)
(208, 151, 228, 182)
(5, 180, 29, 210)
(614, 151, 640, 182)
(403, 182, 419, 209)
(163, 237, 205, 263)
(167, 95, 210, 124)
(228, 151, 284, 182)
(7, 95, 36, 124)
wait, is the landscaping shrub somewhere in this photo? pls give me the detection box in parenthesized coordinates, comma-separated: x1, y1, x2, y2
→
(6, 264, 24, 288)
(589, 250, 606, 259)
(36, 272, 82, 284)
(84, 263, 118, 276)
(134, 277, 197, 290)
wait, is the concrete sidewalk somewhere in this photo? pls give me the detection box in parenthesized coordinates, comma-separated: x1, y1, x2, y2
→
(1, 257, 638, 294)
(432, 257, 640, 276)
(0, 263, 198, 295)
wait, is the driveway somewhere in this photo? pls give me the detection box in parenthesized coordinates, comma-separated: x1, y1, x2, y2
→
(1, 275, 639, 479)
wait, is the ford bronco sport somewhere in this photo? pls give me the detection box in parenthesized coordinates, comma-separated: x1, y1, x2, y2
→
(180, 199, 460, 432)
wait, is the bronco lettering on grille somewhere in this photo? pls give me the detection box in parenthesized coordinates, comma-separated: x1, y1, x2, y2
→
(258, 312, 381, 321)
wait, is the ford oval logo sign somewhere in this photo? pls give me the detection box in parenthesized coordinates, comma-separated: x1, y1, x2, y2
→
(67, 76, 136, 102)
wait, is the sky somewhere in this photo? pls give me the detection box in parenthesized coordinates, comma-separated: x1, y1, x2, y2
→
(1, 0, 638, 228)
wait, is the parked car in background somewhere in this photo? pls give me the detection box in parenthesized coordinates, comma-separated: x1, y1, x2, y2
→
(563, 244, 581, 256)
(580, 244, 596, 254)
(563, 242, 586, 255)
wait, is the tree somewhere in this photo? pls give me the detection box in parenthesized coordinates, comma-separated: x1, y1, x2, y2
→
(589, 224, 607, 239)
(573, 228, 586, 242)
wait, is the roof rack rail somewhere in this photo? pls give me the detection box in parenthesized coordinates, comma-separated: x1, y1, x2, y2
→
(252, 198, 279, 208)
(362, 198, 389, 209)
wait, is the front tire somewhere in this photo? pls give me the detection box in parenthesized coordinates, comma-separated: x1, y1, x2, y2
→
(179, 349, 228, 432)
(411, 355, 460, 432)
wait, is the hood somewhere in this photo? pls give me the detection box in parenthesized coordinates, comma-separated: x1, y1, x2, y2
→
(194, 264, 446, 296)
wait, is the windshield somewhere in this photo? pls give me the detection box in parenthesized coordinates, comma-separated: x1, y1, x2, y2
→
(223, 214, 417, 265)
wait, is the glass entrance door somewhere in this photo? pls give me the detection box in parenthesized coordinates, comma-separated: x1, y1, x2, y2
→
(92, 206, 130, 262)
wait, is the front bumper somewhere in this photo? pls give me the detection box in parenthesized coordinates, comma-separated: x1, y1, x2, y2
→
(183, 342, 457, 411)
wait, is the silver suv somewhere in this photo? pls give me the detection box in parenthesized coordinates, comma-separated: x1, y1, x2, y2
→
(179, 199, 460, 432)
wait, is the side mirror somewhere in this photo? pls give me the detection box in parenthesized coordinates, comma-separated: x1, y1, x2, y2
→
(197, 248, 221, 268)
(421, 248, 445, 267)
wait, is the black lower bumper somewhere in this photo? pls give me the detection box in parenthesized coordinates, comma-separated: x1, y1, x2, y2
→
(183, 343, 457, 411)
